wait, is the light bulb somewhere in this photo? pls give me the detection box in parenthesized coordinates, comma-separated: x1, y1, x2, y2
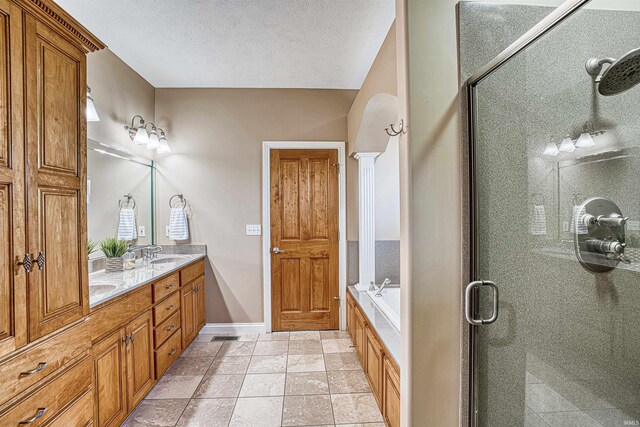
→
(559, 135, 575, 153)
(575, 132, 595, 148)
(147, 127, 160, 150)
(157, 133, 171, 153)
(133, 125, 149, 145)
(543, 141, 559, 157)
(86, 87, 100, 122)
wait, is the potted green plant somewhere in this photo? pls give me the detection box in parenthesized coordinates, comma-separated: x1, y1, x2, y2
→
(100, 237, 129, 273)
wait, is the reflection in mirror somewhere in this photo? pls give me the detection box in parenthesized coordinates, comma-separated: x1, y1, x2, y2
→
(87, 140, 154, 259)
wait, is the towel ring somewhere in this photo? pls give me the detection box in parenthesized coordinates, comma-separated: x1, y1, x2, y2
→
(531, 193, 545, 205)
(119, 194, 136, 209)
(169, 194, 187, 210)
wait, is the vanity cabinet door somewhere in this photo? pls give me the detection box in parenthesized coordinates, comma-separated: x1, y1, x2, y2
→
(346, 293, 355, 340)
(365, 326, 384, 406)
(125, 310, 154, 410)
(383, 357, 400, 427)
(354, 306, 366, 361)
(181, 282, 196, 347)
(24, 15, 88, 341)
(94, 328, 128, 427)
(0, 0, 27, 358)
(194, 276, 206, 332)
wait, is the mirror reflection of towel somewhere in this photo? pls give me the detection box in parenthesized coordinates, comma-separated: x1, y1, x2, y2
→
(169, 208, 189, 240)
(118, 208, 137, 241)
(530, 205, 547, 236)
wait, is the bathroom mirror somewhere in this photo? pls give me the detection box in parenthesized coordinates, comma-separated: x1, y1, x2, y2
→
(87, 139, 155, 259)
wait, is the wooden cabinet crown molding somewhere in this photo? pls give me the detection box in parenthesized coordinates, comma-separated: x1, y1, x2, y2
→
(15, 0, 105, 52)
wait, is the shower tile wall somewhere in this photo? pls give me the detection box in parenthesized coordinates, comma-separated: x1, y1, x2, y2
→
(460, 2, 640, 426)
(347, 240, 400, 285)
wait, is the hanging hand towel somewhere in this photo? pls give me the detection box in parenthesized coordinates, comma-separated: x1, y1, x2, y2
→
(117, 208, 137, 241)
(169, 207, 189, 240)
(569, 205, 588, 235)
(530, 205, 547, 236)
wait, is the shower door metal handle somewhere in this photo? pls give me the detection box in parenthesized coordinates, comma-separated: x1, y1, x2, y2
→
(465, 280, 499, 325)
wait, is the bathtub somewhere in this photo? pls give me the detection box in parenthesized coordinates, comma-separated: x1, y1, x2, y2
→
(366, 286, 400, 331)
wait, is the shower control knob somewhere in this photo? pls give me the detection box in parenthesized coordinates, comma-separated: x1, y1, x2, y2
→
(597, 214, 628, 228)
(587, 238, 625, 256)
(582, 214, 598, 228)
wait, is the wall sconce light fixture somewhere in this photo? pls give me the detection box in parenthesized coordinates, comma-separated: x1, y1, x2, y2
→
(124, 115, 171, 152)
(86, 86, 100, 122)
(543, 137, 559, 157)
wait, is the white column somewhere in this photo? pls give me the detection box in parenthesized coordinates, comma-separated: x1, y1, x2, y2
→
(354, 152, 380, 287)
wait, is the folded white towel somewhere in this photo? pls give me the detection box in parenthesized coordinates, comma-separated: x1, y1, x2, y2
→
(530, 205, 547, 236)
(117, 208, 137, 241)
(169, 207, 189, 240)
(569, 205, 588, 235)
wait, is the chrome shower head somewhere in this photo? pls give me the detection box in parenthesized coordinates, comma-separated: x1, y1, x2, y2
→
(586, 47, 640, 96)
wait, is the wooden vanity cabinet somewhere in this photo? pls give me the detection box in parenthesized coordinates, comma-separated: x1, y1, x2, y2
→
(0, 0, 27, 360)
(347, 290, 401, 427)
(181, 261, 206, 348)
(94, 310, 154, 427)
(195, 275, 207, 330)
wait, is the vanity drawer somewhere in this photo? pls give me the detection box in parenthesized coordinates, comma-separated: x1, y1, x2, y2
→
(0, 355, 92, 426)
(0, 320, 90, 406)
(180, 259, 204, 285)
(155, 329, 181, 378)
(153, 273, 179, 303)
(46, 387, 93, 427)
(154, 310, 181, 348)
(90, 286, 152, 342)
(153, 291, 180, 326)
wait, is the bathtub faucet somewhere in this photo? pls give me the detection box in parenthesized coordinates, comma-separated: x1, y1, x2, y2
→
(374, 278, 391, 297)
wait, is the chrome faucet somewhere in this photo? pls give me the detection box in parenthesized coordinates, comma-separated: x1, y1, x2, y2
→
(374, 278, 391, 297)
(143, 245, 163, 262)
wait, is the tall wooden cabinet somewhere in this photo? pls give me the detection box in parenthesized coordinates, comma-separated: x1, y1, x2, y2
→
(0, 0, 104, 424)
(0, 0, 27, 359)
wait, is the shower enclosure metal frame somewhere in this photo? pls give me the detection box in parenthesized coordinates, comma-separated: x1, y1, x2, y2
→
(462, 0, 592, 425)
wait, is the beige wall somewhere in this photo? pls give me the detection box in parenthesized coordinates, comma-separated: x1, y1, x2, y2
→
(347, 21, 398, 241)
(154, 89, 356, 323)
(86, 49, 155, 157)
(402, 0, 462, 425)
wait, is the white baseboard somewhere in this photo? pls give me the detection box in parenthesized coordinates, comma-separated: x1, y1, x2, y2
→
(200, 323, 265, 336)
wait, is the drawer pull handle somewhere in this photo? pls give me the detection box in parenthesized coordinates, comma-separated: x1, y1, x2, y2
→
(167, 305, 175, 310)
(169, 348, 177, 356)
(20, 407, 48, 424)
(166, 284, 174, 289)
(20, 362, 47, 377)
(167, 325, 177, 332)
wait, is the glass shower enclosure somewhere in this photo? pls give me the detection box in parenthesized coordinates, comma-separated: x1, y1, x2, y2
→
(463, 0, 640, 425)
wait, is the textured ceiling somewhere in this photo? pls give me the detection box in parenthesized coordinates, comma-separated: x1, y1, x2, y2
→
(57, 0, 395, 89)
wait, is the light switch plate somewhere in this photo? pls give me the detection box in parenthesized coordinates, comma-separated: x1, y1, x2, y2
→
(246, 224, 262, 236)
(562, 221, 569, 232)
(138, 226, 146, 237)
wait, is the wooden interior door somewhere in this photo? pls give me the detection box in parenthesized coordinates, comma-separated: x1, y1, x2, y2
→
(270, 149, 339, 331)
(0, 0, 26, 358)
(94, 328, 127, 427)
(125, 310, 154, 409)
(25, 16, 88, 341)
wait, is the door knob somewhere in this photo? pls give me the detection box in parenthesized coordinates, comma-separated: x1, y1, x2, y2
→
(272, 247, 285, 254)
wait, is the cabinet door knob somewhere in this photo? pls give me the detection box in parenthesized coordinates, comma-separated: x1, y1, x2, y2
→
(130, 332, 135, 343)
(35, 251, 45, 270)
(20, 407, 48, 424)
(20, 362, 48, 377)
(16, 254, 33, 273)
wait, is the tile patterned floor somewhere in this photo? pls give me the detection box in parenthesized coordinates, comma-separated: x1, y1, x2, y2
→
(123, 331, 385, 427)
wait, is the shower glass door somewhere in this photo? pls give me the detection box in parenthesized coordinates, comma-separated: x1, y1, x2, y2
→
(468, 0, 640, 426)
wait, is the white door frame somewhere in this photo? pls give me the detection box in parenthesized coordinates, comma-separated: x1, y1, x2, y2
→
(262, 141, 347, 333)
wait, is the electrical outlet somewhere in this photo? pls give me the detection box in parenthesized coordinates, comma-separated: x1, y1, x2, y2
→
(246, 224, 262, 236)
(165, 225, 170, 237)
(562, 221, 569, 232)
(138, 226, 146, 237)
